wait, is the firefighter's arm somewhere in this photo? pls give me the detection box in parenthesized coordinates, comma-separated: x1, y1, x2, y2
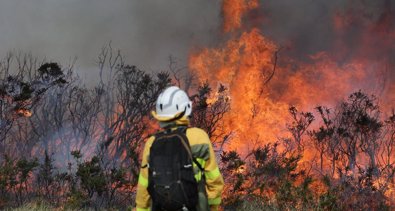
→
(135, 136, 155, 211)
(204, 140, 224, 211)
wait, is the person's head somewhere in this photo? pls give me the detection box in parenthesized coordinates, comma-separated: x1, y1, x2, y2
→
(152, 86, 192, 126)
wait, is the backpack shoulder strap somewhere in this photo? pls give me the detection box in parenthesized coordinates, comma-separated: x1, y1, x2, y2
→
(141, 130, 168, 169)
(176, 127, 204, 172)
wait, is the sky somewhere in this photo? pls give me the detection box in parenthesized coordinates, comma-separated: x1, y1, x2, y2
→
(0, 0, 221, 81)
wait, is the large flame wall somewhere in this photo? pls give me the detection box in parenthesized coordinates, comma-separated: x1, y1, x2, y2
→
(189, 0, 395, 151)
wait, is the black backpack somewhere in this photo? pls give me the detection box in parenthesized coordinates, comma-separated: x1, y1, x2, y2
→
(147, 127, 202, 211)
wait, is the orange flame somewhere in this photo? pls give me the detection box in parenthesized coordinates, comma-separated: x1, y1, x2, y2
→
(16, 108, 32, 117)
(189, 1, 395, 202)
(222, 0, 258, 32)
(190, 28, 290, 151)
(189, 0, 395, 153)
(190, 0, 292, 151)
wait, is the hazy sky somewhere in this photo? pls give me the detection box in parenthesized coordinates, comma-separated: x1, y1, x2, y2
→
(0, 0, 221, 80)
(0, 0, 393, 83)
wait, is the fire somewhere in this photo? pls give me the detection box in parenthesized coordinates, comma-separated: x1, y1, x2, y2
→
(189, 0, 291, 151)
(222, 0, 258, 32)
(189, 0, 394, 153)
(190, 28, 289, 151)
(189, 1, 293, 151)
(188, 1, 395, 206)
(15, 108, 32, 117)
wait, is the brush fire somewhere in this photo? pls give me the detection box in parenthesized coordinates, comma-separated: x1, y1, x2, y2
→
(0, 0, 394, 210)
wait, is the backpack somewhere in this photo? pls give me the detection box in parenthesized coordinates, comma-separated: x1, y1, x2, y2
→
(147, 127, 202, 211)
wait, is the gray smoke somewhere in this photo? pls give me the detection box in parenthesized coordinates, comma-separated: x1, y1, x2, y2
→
(0, 0, 221, 82)
(1, 0, 394, 88)
(256, 0, 395, 102)
(259, 0, 395, 61)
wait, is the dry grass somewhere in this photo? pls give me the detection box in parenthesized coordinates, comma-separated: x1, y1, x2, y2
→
(5, 202, 54, 211)
(5, 202, 127, 211)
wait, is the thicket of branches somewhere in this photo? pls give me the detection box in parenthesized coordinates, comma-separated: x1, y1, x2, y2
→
(222, 91, 395, 210)
(0, 48, 173, 209)
(0, 49, 394, 210)
(0, 49, 231, 210)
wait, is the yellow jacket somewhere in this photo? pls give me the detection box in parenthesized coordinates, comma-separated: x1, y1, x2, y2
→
(135, 126, 224, 211)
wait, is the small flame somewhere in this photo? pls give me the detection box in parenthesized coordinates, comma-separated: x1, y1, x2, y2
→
(222, 0, 258, 32)
(16, 108, 32, 117)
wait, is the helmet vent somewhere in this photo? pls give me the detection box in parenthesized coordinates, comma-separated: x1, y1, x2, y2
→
(160, 104, 163, 111)
(176, 104, 179, 110)
(188, 104, 191, 108)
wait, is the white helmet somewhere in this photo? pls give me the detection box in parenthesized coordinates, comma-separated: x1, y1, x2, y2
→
(152, 86, 192, 122)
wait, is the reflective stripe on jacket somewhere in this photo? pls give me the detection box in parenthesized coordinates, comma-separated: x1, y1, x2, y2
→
(135, 127, 224, 211)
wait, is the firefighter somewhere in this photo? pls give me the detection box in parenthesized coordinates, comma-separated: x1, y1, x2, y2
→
(135, 86, 224, 211)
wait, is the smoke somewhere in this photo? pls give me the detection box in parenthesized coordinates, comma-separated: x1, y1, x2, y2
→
(255, 0, 395, 107)
(0, 0, 221, 81)
(1, 0, 394, 105)
(257, 0, 394, 58)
